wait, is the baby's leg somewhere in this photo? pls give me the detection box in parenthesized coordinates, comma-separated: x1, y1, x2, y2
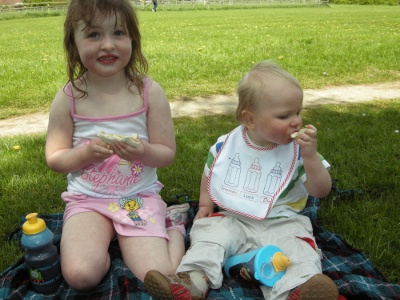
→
(60, 212, 115, 291)
(118, 234, 184, 282)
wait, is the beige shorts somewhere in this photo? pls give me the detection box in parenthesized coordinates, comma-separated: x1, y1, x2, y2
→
(177, 212, 322, 299)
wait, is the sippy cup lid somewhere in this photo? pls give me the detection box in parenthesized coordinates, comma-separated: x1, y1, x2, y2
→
(22, 213, 46, 235)
(272, 252, 291, 272)
(254, 245, 291, 287)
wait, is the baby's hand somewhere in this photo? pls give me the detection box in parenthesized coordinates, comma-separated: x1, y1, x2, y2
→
(296, 125, 318, 158)
(194, 206, 214, 221)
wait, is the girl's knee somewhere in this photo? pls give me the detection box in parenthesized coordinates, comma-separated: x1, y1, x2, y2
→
(61, 256, 110, 291)
(62, 265, 96, 291)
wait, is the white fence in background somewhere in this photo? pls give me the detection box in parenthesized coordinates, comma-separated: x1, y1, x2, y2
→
(0, 0, 327, 13)
(139, 0, 328, 5)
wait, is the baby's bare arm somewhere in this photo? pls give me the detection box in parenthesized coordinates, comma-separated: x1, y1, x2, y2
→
(299, 125, 332, 197)
(195, 174, 215, 220)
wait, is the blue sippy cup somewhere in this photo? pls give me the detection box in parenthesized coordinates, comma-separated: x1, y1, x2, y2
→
(224, 245, 290, 287)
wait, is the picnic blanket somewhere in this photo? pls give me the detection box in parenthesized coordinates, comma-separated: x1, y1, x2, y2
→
(1, 196, 400, 300)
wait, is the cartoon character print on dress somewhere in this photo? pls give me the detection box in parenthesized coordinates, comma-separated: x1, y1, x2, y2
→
(119, 196, 147, 226)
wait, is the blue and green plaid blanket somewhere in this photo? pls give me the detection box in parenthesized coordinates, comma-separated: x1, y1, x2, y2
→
(1, 197, 399, 300)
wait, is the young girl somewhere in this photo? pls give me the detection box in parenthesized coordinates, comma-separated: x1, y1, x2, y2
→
(45, 0, 187, 291)
(144, 61, 339, 300)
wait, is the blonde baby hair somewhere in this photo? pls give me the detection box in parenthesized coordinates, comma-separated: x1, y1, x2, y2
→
(236, 60, 302, 123)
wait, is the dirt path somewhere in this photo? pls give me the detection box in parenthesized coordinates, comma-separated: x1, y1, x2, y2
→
(1, 81, 400, 137)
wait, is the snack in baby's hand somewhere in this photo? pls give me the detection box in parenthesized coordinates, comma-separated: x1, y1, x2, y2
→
(290, 128, 307, 139)
(97, 131, 141, 148)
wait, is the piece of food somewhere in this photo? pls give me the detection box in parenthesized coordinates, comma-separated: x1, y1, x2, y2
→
(290, 128, 307, 139)
(98, 131, 140, 148)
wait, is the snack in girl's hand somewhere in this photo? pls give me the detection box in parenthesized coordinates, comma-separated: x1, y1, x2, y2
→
(98, 131, 141, 148)
(290, 128, 307, 139)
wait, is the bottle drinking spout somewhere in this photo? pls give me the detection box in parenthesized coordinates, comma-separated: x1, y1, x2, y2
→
(224, 245, 290, 287)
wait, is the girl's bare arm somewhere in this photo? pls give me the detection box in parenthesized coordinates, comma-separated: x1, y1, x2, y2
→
(45, 89, 112, 173)
(132, 79, 176, 168)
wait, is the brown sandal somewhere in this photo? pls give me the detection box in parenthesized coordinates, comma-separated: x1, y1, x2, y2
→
(288, 274, 339, 300)
(144, 270, 206, 300)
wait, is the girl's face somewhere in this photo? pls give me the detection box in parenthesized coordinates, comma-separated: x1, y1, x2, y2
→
(245, 81, 303, 148)
(74, 11, 132, 78)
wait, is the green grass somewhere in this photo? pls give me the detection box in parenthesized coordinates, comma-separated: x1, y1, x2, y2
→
(1, 100, 400, 284)
(1, 5, 400, 119)
(0, 4, 399, 286)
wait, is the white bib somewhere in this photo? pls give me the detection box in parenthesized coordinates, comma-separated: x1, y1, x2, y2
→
(208, 126, 299, 219)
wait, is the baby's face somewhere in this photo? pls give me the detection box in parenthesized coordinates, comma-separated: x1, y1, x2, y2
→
(246, 83, 303, 148)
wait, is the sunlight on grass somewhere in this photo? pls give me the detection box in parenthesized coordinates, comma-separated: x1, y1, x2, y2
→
(1, 99, 399, 283)
(0, 3, 399, 286)
(1, 5, 400, 119)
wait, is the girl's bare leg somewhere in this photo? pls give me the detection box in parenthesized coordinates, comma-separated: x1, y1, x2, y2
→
(60, 212, 115, 291)
(118, 232, 185, 282)
(167, 229, 185, 270)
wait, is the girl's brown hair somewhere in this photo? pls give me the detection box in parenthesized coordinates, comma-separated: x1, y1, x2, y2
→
(63, 0, 148, 98)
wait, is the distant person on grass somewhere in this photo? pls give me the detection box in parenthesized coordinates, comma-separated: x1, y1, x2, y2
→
(45, 0, 188, 292)
(152, 0, 158, 12)
(144, 60, 339, 300)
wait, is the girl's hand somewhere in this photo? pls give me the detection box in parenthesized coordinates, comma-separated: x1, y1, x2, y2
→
(296, 124, 318, 159)
(109, 139, 145, 162)
(86, 138, 114, 162)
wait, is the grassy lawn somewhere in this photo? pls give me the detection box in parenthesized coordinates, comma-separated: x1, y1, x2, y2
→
(0, 5, 399, 119)
(0, 4, 399, 286)
(1, 99, 399, 284)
